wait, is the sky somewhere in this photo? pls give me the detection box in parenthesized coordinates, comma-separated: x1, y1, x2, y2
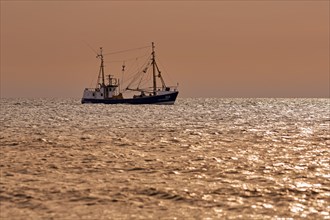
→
(1, 1, 329, 98)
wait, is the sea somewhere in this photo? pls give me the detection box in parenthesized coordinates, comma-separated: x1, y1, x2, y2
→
(0, 98, 329, 219)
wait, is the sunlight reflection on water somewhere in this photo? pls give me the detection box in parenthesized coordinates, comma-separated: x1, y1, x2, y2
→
(0, 98, 329, 219)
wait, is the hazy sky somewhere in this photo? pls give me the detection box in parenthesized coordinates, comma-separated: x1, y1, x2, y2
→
(1, 1, 329, 98)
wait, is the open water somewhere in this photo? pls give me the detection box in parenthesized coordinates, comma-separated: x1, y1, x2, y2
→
(0, 98, 329, 219)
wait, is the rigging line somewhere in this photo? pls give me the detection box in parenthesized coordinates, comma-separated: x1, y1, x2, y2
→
(127, 64, 149, 89)
(157, 58, 175, 85)
(104, 53, 150, 64)
(136, 63, 151, 89)
(137, 73, 144, 89)
(103, 45, 151, 56)
(108, 54, 145, 90)
(116, 52, 151, 85)
(82, 40, 98, 55)
(139, 73, 152, 89)
(126, 67, 145, 89)
(123, 62, 140, 84)
(125, 62, 144, 83)
(135, 62, 154, 90)
(125, 56, 152, 87)
(125, 57, 144, 78)
(123, 51, 151, 79)
(123, 64, 142, 88)
(127, 71, 146, 90)
(126, 72, 142, 89)
(124, 52, 152, 90)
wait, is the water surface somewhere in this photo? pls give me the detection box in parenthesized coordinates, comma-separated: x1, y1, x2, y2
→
(1, 98, 329, 219)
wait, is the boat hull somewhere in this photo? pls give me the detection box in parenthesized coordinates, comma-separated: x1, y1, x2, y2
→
(81, 91, 179, 105)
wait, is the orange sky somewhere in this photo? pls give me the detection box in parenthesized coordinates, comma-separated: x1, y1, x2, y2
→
(1, 1, 329, 98)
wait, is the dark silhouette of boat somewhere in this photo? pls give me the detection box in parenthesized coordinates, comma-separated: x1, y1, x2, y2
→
(81, 42, 179, 104)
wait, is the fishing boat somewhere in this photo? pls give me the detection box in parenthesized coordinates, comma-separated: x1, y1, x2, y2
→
(81, 42, 179, 104)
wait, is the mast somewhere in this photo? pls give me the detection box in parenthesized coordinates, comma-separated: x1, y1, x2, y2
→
(152, 42, 157, 95)
(97, 47, 105, 86)
(120, 61, 125, 93)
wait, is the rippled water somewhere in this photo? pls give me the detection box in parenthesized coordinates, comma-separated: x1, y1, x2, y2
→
(1, 98, 329, 219)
